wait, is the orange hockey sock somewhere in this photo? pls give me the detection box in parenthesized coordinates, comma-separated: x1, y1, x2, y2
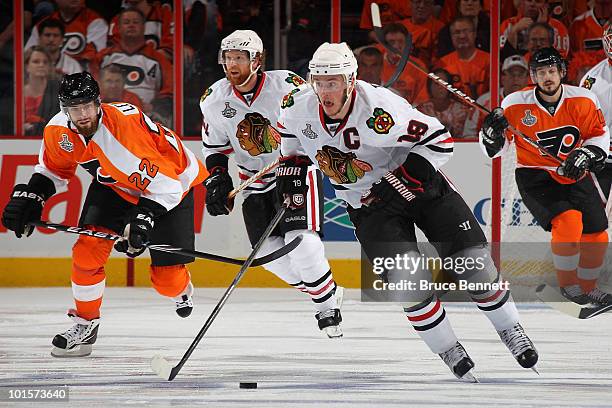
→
(550, 210, 583, 288)
(578, 231, 608, 293)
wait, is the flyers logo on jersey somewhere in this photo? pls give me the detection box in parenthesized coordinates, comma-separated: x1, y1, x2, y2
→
(535, 126, 580, 157)
(581, 76, 596, 90)
(200, 88, 212, 103)
(281, 88, 300, 109)
(285, 74, 305, 87)
(236, 112, 280, 156)
(58, 134, 74, 152)
(521, 110, 537, 126)
(62, 32, 87, 55)
(366, 108, 395, 134)
(315, 145, 372, 184)
(112, 63, 147, 86)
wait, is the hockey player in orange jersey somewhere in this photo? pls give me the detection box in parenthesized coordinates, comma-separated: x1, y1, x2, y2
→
(479, 47, 612, 307)
(1, 72, 208, 357)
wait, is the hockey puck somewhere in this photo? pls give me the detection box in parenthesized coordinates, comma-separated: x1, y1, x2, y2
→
(239, 382, 257, 389)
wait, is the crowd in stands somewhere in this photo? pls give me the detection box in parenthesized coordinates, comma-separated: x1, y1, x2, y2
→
(0, 0, 609, 139)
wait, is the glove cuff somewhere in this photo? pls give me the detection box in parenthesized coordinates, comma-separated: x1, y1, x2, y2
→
(136, 197, 167, 218)
(205, 153, 229, 173)
(27, 173, 56, 200)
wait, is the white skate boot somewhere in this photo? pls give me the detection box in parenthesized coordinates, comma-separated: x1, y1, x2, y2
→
(51, 309, 99, 358)
(438, 342, 477, 382)
(497, 323, 539, 372)
(173, 282, 194, 318)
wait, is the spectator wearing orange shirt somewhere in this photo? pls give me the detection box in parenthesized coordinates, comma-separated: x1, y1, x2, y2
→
(90, 8, 173, 126)
(437, 0, 491, 57)
(378, 23, 429, 105)
(25, 0, 108, 65)
(357, 46, 384, 85)
(416, 68, 471, 138)
(500, 0, 569, 57)
(398, 0, 444, 67)
(439, 17, 490, 98)
(108, 0, 177, 61)
(360, 0, 411, 30)
(570, 0, 611, 55)
(99, 64, 144, 109)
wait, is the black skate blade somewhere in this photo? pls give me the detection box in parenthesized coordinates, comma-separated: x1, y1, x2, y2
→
(460, 369, 479, 383)
(531, 366, 540, 375)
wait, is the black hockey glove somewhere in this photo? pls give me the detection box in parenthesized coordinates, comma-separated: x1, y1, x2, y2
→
(203, 167, 234, 216)
(275, 156, 310, 209)
(480, 107, 508, 157)
(361, 153, 440, 214)
(2, 173, 56, 238)
(558, 145, 607, 181)
(114, 198, 166, 258)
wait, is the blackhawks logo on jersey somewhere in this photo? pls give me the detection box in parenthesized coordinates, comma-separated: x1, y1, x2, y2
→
(236, 112, 281, 156)
(581, 76, 596, 90)
(200, 87, 212, 103)
(285, 73, 305, 87)
(366, 107, 395, 134)
(315, 145, 373, 184)
(281, 88, 300, 109)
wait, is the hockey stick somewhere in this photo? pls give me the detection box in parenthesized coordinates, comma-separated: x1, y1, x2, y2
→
(535, 284, 612, 319)
(370, 3, 563, 166)
(29, 220, 301, 268)
(370, 3, 413, 89)
(227, 158, 280, 200)
(151, 200, 291, 380)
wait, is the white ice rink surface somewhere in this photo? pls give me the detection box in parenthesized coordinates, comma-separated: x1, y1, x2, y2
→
(0, 287, 611, 407)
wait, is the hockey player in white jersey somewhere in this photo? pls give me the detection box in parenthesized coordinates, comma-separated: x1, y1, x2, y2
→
(276, 42, 538, 380)
(580, 21, 612, 298)
(200, 30, 343, 338)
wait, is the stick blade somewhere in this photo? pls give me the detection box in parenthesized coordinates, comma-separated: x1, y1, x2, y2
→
(151, 354, 174, 380)
(370, 2, 382, 28)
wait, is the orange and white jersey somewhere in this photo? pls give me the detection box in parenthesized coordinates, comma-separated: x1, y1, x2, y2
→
(570, 9, 606, 53)
(500, 16, 570, 57)
(91, 43, 173, 104)
(480, 85, 609, 184)
(26, 8, 108, 63)
(108, 4, 174, 53)
(34, 103, 207, 211)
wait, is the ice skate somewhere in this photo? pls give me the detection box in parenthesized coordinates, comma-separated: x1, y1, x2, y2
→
(586, 288, 612, 307)
(173, 282, 194, 318)
(559, 284, 592, 305)
(51, 309, 99, 358)
(316, 308, 343, 338)
(497, 323, 539, 372)
(438, 342, 477, 382)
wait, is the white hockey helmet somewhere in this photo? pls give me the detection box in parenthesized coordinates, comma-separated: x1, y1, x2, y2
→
(308, 42, 358, 79)
(604, 21, 612, 60)
(218, 29, 264, 64)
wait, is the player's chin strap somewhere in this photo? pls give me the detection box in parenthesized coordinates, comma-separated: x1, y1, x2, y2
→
(29, 220, 302, 267)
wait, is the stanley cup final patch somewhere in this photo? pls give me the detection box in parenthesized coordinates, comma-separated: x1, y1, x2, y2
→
(222, 102, 237, 118)
(521, 109, 537, 126)
(59, 134, 74, 152)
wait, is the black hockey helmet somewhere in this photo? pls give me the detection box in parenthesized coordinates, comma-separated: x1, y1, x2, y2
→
(528, 47, 566, 82)
(58, 71, 100, 108)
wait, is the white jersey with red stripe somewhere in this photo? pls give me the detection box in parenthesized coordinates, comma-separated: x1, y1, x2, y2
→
(199, 70, 305, 196)
(278, 80, 454, 209)
(35, 102, 207, 211)
(580, 59, 612, 163)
